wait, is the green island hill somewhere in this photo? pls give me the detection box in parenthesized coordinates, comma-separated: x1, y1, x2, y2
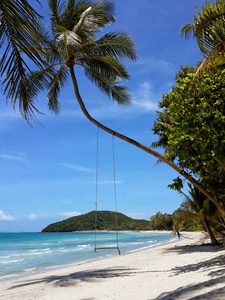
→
(42, 211, 150, 232)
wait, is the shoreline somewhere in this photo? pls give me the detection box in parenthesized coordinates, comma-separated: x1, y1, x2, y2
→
(1, 232, 225, 299)
(0, 231, 175, 283)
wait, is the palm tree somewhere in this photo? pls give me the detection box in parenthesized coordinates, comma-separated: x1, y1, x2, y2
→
(181, 183, 220, 245)
(45, 0, 138, 111)
(0, 0, 50, 119)
(25, 0, 224, 215)
(181, 0, 225, 77)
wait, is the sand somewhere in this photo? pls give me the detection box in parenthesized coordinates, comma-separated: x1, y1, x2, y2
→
(1, 232, 225, 300)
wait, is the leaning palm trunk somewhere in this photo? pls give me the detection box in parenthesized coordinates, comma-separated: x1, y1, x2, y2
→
(69, 65, 225, 215)
(202, 217, 220, 245)
(44, 0, 225, 217)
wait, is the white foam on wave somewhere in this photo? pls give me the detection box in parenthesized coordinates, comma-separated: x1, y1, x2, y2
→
(77, 244, 90, 248)
(130, 242, 145, 245)
(20, 252, 43, 256)
(1, 259, 24, 264)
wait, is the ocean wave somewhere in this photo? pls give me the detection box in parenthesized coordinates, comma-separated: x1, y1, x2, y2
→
(39, 251, 52, 254)
(20, 252, 43, 256)
(24, 267, 37, 272)
(130, 242, 145, 245)
(1, 259, 24, 264)
(78, 244, 90, 248)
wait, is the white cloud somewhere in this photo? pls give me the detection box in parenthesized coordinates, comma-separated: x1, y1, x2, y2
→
(98, 179, 123, 185)
(60, 211, 81, 218)
(0, 210, 15, 221)
(59, 163, 95, 173)
(29, 214, 37, 220)
(132, 81, 158, 112)
(0, 153, 27, 162)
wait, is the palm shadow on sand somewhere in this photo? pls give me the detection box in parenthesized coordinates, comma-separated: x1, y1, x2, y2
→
(156, 244, 225, 299)
(8, 267, 136, 290)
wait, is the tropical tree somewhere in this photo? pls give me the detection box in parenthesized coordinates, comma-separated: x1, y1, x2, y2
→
(181, 183, 220, 245)
(181, 0, 225, 77)
(0, 0, 49, 119)
(149, 212, 173, 230)
(152, 64, 225, 214)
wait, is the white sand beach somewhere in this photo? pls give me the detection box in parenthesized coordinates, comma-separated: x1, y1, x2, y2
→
(1, 232, 225, 300)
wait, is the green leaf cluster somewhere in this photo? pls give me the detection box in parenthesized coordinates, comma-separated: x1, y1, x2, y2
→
(152, 65, 225, 203)
(149, 212, 173, 231)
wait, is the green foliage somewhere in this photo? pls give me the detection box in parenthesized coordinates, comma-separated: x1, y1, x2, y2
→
(171, 183, 224, 243)
(172, 200, 202, 232)
(42, 211, 150, 232)
(152, 65, 225, 207)
(149, 212, 173, 230)
(168, 177, 183, 192)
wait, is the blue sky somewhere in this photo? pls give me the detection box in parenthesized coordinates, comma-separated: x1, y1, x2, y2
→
(0, 0, 206, 232)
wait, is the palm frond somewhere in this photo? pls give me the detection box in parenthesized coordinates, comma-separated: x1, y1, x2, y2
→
(181, 1, 225, 57)
(194, 0, 225, 33)
(84, 67, 131, 104)
(45, 44, 65, 64)
(0, 0, 47, 67)
(60, 0, 89, 32)
(9, 66, 55, 120)
(47, 64, 69, 113)
(82, 31, 138, 61)
(77, 55, 130, 81)
(111, 85, 131, 105)
(180, 23, 195, 39)
(49, 0, 67, 37)
(0, 0, 52, 119)
(72, 0, 115, 39)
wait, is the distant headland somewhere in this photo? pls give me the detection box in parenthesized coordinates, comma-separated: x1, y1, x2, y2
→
(42, 211, 150, 232)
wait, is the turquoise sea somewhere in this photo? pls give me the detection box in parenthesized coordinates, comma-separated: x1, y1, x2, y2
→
(0, 231, 176, 281)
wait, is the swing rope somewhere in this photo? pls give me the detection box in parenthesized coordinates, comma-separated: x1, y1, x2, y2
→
(112, 134, 119, 250)
(94, 127, 120, 254)
(94, 127, 99, 252)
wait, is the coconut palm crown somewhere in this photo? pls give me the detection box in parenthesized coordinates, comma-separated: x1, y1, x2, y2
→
(39, 0, 138, 115)
(181, 0, 225, 77)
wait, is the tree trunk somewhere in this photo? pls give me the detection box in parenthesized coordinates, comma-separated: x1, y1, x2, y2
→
(69, 66, 225, 215)
(202, 217, 220, 245)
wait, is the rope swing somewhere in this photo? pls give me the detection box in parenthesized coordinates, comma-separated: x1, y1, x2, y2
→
(94, 127, 120, 255)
